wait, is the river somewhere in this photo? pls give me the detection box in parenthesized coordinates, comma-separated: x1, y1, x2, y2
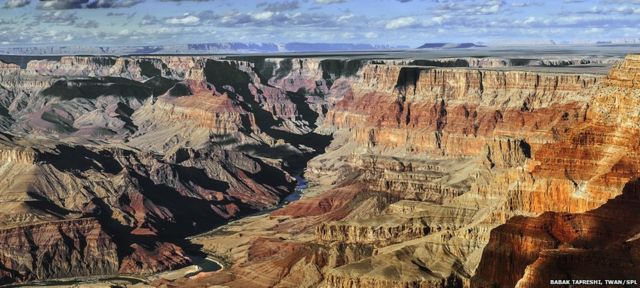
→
(284, 173, 308, 203)
(4, 275, 147, 287)
(6, 255, 223, 287)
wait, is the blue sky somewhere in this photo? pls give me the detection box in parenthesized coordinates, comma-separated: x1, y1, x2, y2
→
(0, 0, 639, 47)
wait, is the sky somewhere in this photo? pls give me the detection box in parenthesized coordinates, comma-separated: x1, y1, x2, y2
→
(0, 0, 639, 48)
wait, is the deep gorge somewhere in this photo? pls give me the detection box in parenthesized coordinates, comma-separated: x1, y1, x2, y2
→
(0, 53, 638, 287)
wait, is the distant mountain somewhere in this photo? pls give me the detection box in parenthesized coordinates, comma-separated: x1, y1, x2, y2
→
(417, 42, 487, 49)
(595, 39, 640, 47)
(0, 42, 409, 55)
(283, 42, 407, 52)
(186, 42, 280, 53)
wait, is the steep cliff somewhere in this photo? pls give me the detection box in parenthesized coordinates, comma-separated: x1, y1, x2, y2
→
(472, 54, 640, 288)
(0, 218, 119, 284)
(472, 178, 640, 288)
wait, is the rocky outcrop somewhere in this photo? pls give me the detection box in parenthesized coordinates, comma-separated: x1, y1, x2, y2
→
(322, 273, 448, 288)
(484, 137, 530, 168)
(472, 178, 640, 288)
(0, 218, 118, 284)
(531, 56, 620, 67)
(0, 61, 21, 73)
(119, 242, 190, 275)
(25, 56, 189, 81)
(0, 217, 192, 285)
(604, 54, 640, 88)
(316, 218, 429, 245)
(0, 147, 36, 164)
(135, 94, 246, 134)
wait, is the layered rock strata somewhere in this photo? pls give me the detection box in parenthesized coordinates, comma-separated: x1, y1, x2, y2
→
(1, 53, 637, 287)
(184, 54, 640, 288)
(0, 218, 118, 283)
(472, 178, 640, 288)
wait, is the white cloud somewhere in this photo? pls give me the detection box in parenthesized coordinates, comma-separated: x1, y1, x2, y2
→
(586, 27, 604, 33)
(567, 5, 640, 16)
(315, 0, 346, 4)
(385, 16, 417, 29)
(429, 15, 450, 25)
(341, 32, 354, 39)
(523, 16, 536, 25)
(40, 11, 79, 25)
(4, 0, 30, 8)
(364, 32, 378, 39)
(37, 0, 144, 9)
(479, 2, 501, 14)
(337, 13, 354, 22)
(166, 15, 200, 25)
(252, 11, 274, 21)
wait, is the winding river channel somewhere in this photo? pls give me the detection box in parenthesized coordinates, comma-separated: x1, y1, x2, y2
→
(6, 255, 223, 287)
(284, 173, 308, 203)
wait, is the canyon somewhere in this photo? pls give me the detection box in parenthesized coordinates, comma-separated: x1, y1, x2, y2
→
(0, 51, 638, 287)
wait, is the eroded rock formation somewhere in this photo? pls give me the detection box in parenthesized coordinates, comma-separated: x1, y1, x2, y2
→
(0, 53, 637, 287)
(472, 178, 640, 288)
(0, 55, 327, 284)
(187, 54, 640, 288)
(0, 218, 118, 283)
